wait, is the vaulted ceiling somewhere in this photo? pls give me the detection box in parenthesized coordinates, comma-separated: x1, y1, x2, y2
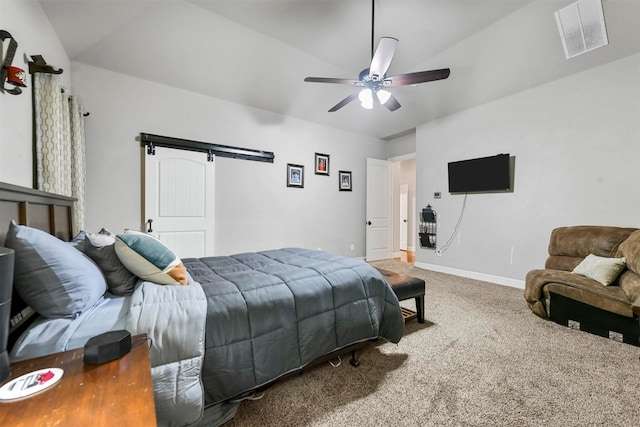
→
(39, 0, 640, 138)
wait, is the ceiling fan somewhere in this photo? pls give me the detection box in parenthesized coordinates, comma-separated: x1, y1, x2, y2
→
(304, 1, 450, 112)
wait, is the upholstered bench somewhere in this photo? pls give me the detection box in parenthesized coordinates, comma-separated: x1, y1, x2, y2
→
(375, 268, 425, 323)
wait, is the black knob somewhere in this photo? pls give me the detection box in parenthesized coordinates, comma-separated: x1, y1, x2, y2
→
(146, 219, 153, 233)
(366, 221, 372, 226)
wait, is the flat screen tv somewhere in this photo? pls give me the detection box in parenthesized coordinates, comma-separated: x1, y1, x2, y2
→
(448, 153, 511, 193)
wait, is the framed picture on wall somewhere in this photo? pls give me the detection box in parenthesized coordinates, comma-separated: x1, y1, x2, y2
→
(287, 163, 304, 188)
(338, 170, 352, 191)
(314, 153, 330, 176)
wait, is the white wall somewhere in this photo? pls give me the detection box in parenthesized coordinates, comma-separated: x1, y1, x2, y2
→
(416, 53, 640, 285)
(387, 132, 416, 159)
(71, 63, 386, 257)
(0, 0, 70, 186)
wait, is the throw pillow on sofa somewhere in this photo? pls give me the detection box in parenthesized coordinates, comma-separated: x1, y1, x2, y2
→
(572, 253, 626, 286)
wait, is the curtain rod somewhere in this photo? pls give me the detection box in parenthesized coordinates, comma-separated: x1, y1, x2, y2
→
(140, 133, 275, 163)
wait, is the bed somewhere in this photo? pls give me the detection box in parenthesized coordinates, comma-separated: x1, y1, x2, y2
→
(0, 182, 405, 426)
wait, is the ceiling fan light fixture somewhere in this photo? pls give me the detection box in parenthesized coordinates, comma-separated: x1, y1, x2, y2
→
(303, 0, 450, 112)
(376, 89, 391, 105)
(358, 88, 374, 109)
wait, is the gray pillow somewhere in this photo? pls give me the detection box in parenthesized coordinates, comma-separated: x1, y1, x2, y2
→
(68, 230, 89, 251)
(4, 221, 107, 318)
(84, 232, 138, 296)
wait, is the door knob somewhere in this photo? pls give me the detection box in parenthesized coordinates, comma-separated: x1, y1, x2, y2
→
(366, 221, 372, 226)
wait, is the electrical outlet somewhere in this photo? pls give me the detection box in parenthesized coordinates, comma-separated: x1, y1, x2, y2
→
(350, 244, 355, 251)
(609, 331, 623, 342)
(434, 192, 441, 199)
(568, 320, 580, 330)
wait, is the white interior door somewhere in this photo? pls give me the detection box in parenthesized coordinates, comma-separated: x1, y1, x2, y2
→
(366, 158, 392, 261)
(144, 147, 215, 258)
(399, 184, 408, 251)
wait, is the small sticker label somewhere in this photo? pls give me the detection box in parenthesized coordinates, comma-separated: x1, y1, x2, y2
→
(0, 368, 64, 401)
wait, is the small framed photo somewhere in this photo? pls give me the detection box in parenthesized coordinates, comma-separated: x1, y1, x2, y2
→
(314, 153, 330, 176)
(287, 163, 304, 188)
(339, 170, 352, 191)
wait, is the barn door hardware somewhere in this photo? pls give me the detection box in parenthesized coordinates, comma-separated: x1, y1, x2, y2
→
(140, 133, 275, 163)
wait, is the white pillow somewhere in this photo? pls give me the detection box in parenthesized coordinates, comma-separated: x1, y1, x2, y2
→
(572, 254, 627, 286)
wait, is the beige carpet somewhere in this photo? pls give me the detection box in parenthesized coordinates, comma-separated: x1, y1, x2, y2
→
(223, 260, 640, 426)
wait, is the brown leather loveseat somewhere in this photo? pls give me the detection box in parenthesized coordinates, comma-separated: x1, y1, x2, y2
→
(525, 225, 640, 344)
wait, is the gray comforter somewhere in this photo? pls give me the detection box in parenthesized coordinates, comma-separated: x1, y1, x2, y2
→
(185, 248, 404, 405)
(128, 248, 404, 426)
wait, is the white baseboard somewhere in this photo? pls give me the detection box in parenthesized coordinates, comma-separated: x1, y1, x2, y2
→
(413, 261, 525, 289)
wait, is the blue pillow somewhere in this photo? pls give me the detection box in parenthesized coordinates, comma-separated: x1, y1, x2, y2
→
(4, 221, 107, 318)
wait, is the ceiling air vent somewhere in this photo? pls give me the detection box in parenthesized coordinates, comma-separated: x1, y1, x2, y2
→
(554, 0, 608, 59)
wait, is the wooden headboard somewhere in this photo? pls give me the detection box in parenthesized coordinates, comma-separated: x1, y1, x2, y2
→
(0, 182, 75, 349)
(0, 182, 75, 244)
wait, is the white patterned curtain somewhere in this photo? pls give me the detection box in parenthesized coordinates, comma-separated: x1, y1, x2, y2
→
(33, 73, 86, 235)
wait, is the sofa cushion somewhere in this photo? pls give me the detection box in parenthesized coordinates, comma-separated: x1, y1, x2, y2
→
(547, 226, 637, 260)
(572, 254, 626, 286)
(619, 230, 640, 275)
(543, 277, 633, 318)
(619, 270, 640, 305)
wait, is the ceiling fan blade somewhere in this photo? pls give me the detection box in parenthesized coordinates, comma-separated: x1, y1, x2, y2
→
(386, 68, 451, 86)
(383, 94, 401, 111)
(328, 92, 359, 112)
(369, 37, 398, 80)
(304, 77, 360, 85)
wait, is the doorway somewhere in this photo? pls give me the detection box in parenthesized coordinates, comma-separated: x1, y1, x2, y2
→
(391, 156, 416, 262)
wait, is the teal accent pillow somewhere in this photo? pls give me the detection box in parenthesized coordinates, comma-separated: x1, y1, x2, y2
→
(115, 232, 187, 286)
(4, 221, 107, 318)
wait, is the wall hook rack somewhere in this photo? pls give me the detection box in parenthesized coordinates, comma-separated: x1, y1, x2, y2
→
(0, 30, 27, 95)
(419, 205, 437, 249)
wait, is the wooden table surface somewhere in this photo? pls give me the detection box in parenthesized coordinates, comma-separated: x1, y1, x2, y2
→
(0, 334, 156, 427)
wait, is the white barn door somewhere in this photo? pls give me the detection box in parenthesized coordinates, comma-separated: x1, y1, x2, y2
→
(144, 147, 215, 258)
(365, 158, 392, 261)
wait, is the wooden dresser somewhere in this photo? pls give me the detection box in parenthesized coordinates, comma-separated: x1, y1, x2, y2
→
(0, 334, 156, 427)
